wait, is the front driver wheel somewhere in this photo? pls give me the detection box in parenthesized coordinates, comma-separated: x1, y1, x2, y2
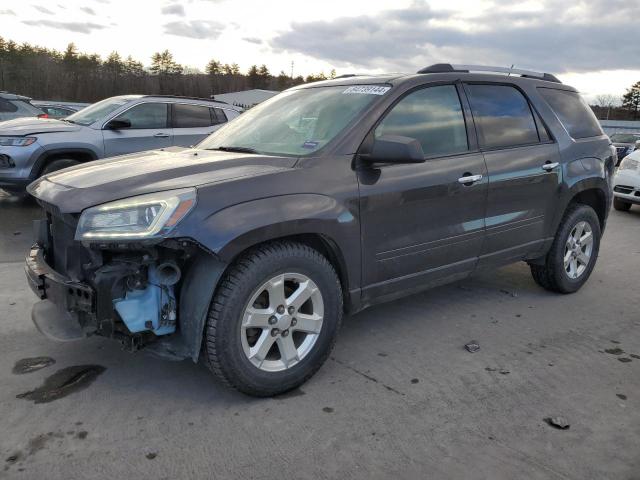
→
(204, 241, 343, 396)
(529, 204, 601, 293)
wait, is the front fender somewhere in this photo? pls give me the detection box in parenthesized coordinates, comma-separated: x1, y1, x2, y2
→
(176, 193, 361, 287)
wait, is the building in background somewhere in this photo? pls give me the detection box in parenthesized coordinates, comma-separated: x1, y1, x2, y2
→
(212, 89, 278, 109)
(600, 120, 640, 135)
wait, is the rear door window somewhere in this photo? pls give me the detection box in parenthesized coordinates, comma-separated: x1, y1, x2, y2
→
(538, 88, 603, 139)
(374, 84, 468, 157)
(466, 84, 540, 149)
(173, 104, 213, 128)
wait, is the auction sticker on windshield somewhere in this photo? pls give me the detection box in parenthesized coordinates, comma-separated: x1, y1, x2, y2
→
(342, 86, 391, 95)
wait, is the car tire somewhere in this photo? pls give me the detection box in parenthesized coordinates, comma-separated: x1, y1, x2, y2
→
(529, 204, 601, 294)
(41, 159, 80, 176)
(613, 197, 632, 212)
(203, 241, 343, 397)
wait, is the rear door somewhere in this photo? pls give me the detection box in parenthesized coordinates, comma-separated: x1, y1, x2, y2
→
(102, 102, 173, 156)
(464, 83, 562, 267)
(358, 83, 488, 302)
(172, 104, 227, 147)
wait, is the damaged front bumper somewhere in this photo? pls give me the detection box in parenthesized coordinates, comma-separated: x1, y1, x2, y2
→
(25, 245, 95, 341)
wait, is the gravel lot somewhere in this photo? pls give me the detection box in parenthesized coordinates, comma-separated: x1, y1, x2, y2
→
(1, 189, 639, 479)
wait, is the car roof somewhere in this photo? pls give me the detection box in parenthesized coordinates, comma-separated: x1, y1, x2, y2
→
(293, 64, 575, 92)
(0, 91, 32, 101)
(139, 95, 241, 110)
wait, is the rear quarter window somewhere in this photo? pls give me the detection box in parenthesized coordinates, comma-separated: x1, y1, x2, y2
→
(538, 88, 603, 139)
(0, 99, 18, 113)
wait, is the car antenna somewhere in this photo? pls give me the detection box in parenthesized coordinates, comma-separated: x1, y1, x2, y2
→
(507, 64, 514, 77)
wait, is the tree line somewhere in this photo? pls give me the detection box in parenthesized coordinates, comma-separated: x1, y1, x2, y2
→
(0, 37, 336, 103)
(589, 82, 640, 121)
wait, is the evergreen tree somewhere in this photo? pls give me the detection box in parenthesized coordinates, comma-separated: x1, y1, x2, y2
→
(622, 81, 640, 120)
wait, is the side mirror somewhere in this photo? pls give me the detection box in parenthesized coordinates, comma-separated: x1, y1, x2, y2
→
(363, 135, 425, 164)
(635, 140, 640, 148)
(105, 119, 131, 130)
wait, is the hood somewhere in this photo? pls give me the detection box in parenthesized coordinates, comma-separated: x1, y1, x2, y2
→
(28, 147, 297, 213)
(0, 117, 82, 135)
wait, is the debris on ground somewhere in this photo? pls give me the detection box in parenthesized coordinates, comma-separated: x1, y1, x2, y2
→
(618, 357, 632, 363)
(616, 394, 627, 400)
(544, 416, 570, 429)
(465, 341, 480, 353)
(631, 354, 640, 359)
(12, 357, 56, 375)
(605, 347, 624, 355)
(485, 367, 498, 372)
(499, 369, 510, 375)
(410, 378, 419, 384)
(499, 289, 518, 297)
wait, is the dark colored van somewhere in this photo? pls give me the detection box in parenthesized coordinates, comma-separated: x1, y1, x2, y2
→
(25, 64, 615, 396)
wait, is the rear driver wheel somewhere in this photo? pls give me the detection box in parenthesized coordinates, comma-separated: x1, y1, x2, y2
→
(529, 204, 601, 293)
(204, 241, 343, 396)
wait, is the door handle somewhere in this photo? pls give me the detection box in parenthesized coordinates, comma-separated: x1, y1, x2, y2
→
(542, 162, 559, 171)
(154, 133, 170, 138)
(458, 174, 483, 185)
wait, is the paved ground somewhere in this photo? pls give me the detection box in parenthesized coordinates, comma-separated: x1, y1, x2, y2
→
(1, 188, 639, 479)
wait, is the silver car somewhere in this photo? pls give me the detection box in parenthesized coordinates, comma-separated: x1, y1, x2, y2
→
(0, 92, 46, 122)
(31, 101, 91, 119)
(0, 95, 241, 192)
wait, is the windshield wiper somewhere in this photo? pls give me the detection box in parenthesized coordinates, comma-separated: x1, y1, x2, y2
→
(212, 146, 257, 154)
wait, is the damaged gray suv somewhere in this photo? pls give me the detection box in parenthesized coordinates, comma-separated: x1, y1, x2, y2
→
(25, 65, 615, 396)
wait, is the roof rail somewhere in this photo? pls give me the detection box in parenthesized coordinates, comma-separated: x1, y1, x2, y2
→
(142, 94, 230, 104)
(334, 74, 358, 79)
(417, 63, 561, 83)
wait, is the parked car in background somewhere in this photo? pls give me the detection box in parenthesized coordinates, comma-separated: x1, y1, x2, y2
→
(24, 65, 614, 396)
(0, 91, 46, 122)
(610, 132, 640, 165)
(31, 101, 90, 119)
(613, 149, 640, 211)
(0, 95, 241, 192)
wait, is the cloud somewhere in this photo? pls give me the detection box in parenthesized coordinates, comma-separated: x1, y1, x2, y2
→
(271, 0, 640, 74)
(161, 4, 186, 16)
(33, 5, 55, 15)
(163, 20, 225, 39)
(243, 37, 262, 45)
(0, 9, 16, 15)
(22, 20, 107, 34)
(81, 6, 96, 15)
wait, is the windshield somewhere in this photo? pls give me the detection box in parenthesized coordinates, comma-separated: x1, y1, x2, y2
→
(610, 133, 640, 143)
(198, 85, 390, 156)
(65, 97, 131, 126)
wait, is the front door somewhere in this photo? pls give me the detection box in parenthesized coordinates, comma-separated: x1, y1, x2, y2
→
(358, 84, 488, 304)
(463, 83, 562, 267)
(102, 102, 173, 157)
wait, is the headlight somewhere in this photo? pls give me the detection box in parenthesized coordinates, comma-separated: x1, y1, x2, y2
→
(75, 188, 196, 241)
(619, 157, 639, 171)
(0, 137, 36, 147)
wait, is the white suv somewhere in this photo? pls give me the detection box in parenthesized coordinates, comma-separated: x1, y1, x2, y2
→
(613, 150, 640, 211)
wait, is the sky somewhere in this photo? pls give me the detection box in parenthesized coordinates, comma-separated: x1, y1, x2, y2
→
(0, 0, 638, 101)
